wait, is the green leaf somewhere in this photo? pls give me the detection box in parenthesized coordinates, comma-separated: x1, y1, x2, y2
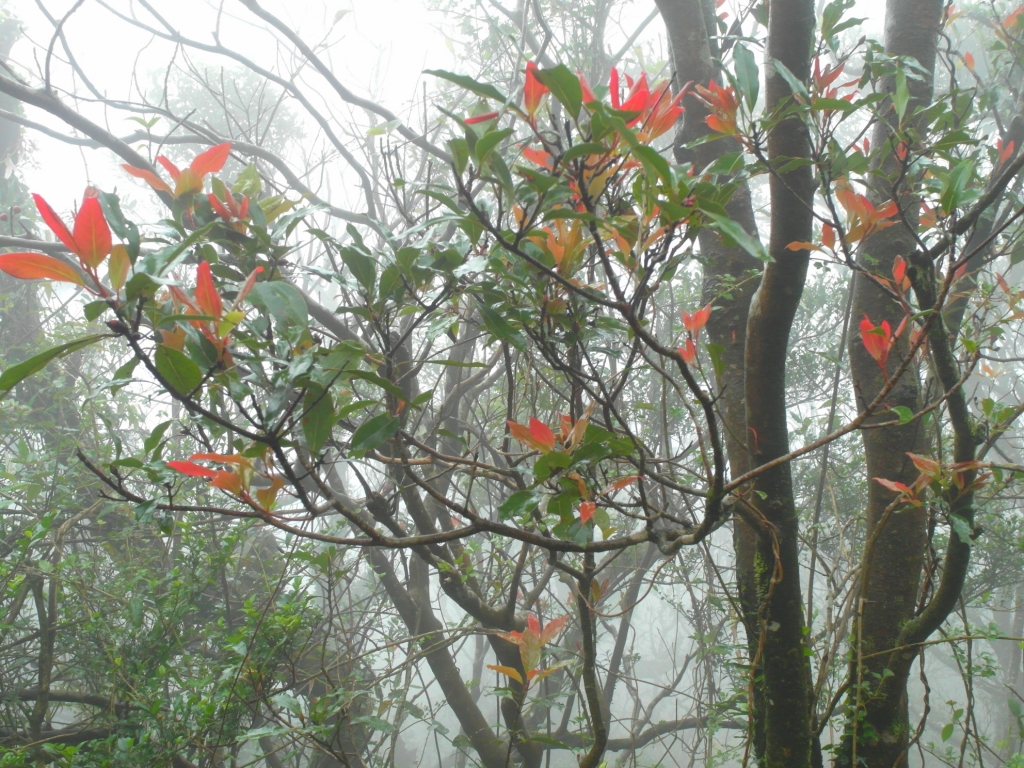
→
(950, 514, 973, 546)
(940, 159, 974, 214)
(424, 69, 508, 103)
(248, 282, 309, 330)
(941, 722, 954, 742)
(83, 300, 108, 322)
(499, 490, 541, 520)
(303, 384, 335, 454)
(891, 405, 914, 424)
(560, 142, 608, 164)
(893, 69, 909, 124)
(155, 346, 204, 395)
(635, 145, 672, 183)
(348, 370, 408, 402)
(350, 413, 399, 453)
(474, 127, 513, 166)
(772, 60, 808, 101)
(535, 64, 583, 118)
(339, 246, 377, 295)
(144, 420, 173, 455)
(704, 211, 770, 261)
(233, 163, 263, 196)
(0, 335, 106, 399)
(98, 191, 140, 260)
(734, 43, 760, 110)
(477, 301, 525, 349)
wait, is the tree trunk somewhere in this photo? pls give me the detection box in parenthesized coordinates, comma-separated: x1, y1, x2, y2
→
(842, 0, 944, 763)
(656, 0, 767, 757)
(742, 0, 816, 762)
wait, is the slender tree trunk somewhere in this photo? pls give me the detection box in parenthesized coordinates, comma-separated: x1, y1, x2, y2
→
(741, 0, 816, 762)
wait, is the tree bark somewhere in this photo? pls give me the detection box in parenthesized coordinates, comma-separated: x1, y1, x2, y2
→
(842, 0, 944, 763)
(656, 0, 767, 758)
(742, 0, 816, 762)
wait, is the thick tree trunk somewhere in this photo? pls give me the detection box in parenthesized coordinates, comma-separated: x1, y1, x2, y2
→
(656, 0, 767, 758)
(841, 0, 944, 763)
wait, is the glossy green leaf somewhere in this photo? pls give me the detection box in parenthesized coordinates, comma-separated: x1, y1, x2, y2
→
(155, 345, 204, 396)
(350, 412, 399, 453)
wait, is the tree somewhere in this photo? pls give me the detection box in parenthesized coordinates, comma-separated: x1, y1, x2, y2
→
(3, 1, 1024, 767)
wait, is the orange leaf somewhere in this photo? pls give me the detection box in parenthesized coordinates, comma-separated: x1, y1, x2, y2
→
(255, 476, 285, 511)
(210, 470, 243, 495)
(486, 664, 524, 685)
(679, 337, 697, 364)
(964, 51, 975, 70)
(233, 266, 264, 308)
(194, 262, 223, 320)
(786, 241, 818, 252)
(907, 452, 941, 478)
(190, 142, 232, 177)
(521, 146, 554, 168)
(121, 164, 172, 196)
(0, 253, 86, 287)
(167, 461, 217, 479)
(32, 194, 78, 255)
(609, 475, 640, 492)
(579, 501, 596, 524)
(72, 195, 112, 269)
(822, 224, 835, 250)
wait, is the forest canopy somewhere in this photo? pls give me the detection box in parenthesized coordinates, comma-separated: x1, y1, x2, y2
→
(3, 1, 1024, 767)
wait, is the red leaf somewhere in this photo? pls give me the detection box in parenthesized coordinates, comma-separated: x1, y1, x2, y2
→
(579, 501, 596, 524)
(208, 193, 234, 221)
(859, 315, 891, 367)
(892, 255, 909, 292)
(578, 71, 597, 104)
(190, 143, 232, 177)
(121, 165, 172, 196)
(0, 253, 86, 286)
(32, 194, 78, 255)
(874, 477, 911, 494)
(464, 111, 499, 125)
(72, 195, 112, 269)
(682, 304, 712, 335)
(156, 155, 182, 181)
(528, 417, 556, 451)
(539, 614, 568, 644)
(610, 67, 621, 109)
(167, 461, 217, 479)
(523, 61, 549, 118)
(194, 262, 223, 319)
